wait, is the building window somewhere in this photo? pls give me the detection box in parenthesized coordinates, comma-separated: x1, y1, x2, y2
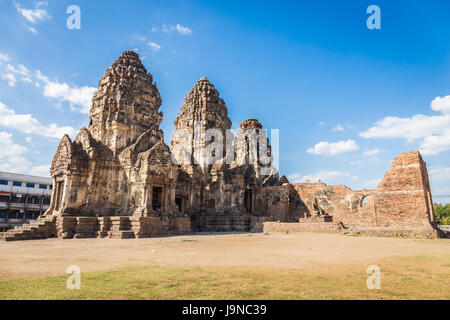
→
(39, 184, 47, 189)
(13, 181, 22, 187)
(0, 210, 6, 219)
(26, 183, 35, 188)
(0, 180, 8, 185)
(27, 196, 41, 205)
(11, 195, 25, 204)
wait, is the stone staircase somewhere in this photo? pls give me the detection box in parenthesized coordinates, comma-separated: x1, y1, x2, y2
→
(0, 216, 191, 241)
(0, 216, 57, 241)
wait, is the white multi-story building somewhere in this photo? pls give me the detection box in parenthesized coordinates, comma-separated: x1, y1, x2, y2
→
(0, 171, 52, 232)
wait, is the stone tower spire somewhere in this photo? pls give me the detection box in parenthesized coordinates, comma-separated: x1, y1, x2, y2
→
(171, 77, 232, 168)
(88, 50, 163, 154)
(174, 77, 231, 131)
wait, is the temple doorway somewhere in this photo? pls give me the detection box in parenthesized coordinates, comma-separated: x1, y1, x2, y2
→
(54, 180, 64, 212)
(245, 189, 253, 213)
(152, 186, 163, 211)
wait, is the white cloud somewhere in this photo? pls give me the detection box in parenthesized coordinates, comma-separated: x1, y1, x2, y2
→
(332, 124, 344, 132)
(419, 129, 450, 156)
(174, 24, 192, 35)
(1, 64, 32, 87)
(431, 95, 450, 114)
(148, 42, 161, 51)
(363, 148, 384, 157)
(41, 79, 96, 114)
(0, 131, 30, 173)
(0, 101, 77, 139)
(0, 131, 51, 176)
(28, 26, 38, 34)
(428, 166, 450, 183)
(360, 113, 450, 142)
(288, 171, 350, 184)
(0, 53, 9, 62)
(307, 139, 359, 156)
(15, 1, 51, 24)
(426, 167, 450, 201)
(7, 64, 31, 77)
(362, 178, 381, 189)
(1, 73, 17, 87)
(35, 69, 49, 82)
(0, 58, 96, 113)
(161, 23, 192, 35)
(28, 164, 50, 177)
(360, 95, 450, 156)
(130, 34, 147, 43)
(0, 132, 27, 157)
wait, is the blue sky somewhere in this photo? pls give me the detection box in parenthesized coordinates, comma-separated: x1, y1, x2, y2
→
(0, 0, 450, 202)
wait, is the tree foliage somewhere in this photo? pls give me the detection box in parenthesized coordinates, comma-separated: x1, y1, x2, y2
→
(433, 203, 450, 225)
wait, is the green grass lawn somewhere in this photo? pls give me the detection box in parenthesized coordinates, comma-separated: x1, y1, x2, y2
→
(1, 254, 448, 300)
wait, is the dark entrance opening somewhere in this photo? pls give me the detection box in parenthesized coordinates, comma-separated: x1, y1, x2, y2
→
(152, 186, 163, 211)
(245, 189, 253, 213)
(175, 197, 183, 212)
(54, 181, 64, 211)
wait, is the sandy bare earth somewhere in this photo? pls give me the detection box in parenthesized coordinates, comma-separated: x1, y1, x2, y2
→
(0, 232, 449, 280)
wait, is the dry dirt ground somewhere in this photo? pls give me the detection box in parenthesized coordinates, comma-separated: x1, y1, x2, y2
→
(0, 232, 449, 280)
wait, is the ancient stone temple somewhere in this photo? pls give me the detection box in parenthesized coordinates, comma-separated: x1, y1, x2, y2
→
(0, 50, 444, 241)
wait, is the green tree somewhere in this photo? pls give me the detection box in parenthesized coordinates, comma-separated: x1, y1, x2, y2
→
(434, 203, 450, 225)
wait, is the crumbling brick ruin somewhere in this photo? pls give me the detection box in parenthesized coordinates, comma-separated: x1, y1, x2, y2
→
(0, 51, 443, 241)
(263, 151, 440, 238)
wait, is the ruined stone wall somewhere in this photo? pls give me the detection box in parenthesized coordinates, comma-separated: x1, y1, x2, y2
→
(291, 183, 375, 227)
(260, 151, 437, 236)
(370, 151, 435, 229)
(255, 184, 308, 222)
